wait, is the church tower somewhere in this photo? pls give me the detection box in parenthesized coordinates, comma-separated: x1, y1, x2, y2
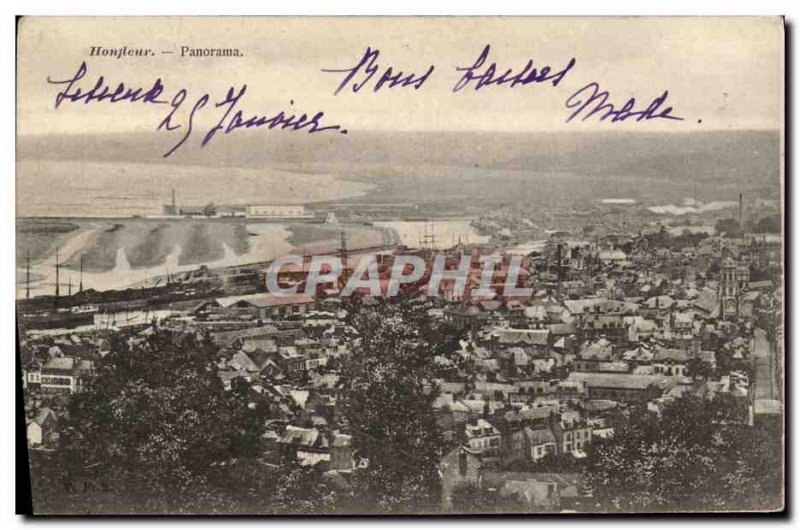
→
(719, 257, 740, 319)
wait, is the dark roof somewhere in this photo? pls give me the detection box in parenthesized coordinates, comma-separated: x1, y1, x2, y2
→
(748, 280, 773, 290)
(548, 323, 577, 336)
(524, 427, 557, 445)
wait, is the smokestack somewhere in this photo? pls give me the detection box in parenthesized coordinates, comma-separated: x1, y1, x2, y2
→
(55, 246, 60, 302)
(738, 193, 743, 225)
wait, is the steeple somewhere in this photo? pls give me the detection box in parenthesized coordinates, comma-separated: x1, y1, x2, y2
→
(719, 257, 740, 319)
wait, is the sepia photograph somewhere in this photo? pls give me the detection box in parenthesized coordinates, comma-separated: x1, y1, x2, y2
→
(15, 16, 784, 515)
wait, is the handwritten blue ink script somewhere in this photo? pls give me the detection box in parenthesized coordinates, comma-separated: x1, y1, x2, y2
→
(452, 45, 576, 92)
(47, 62, 347, 158)
(564, 82, 683, 124)
(46, 46, 685, 158)
(321, 47, 435, 95)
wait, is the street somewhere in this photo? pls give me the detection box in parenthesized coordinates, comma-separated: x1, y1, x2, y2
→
(752, 327, 780, 401)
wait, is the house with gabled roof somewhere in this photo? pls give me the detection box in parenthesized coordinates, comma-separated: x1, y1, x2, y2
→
(27, 407, 57, 448)
(525, 427, 558, 461)
(278, 425, 331, 465)
(652, 347, 689, 377)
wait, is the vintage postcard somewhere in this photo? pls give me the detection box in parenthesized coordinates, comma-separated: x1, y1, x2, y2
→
(16, 16, 784, 515)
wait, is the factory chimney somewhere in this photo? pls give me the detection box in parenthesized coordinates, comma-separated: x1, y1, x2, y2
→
(172, 188, 176, 210)
(738, 193, 743, 225)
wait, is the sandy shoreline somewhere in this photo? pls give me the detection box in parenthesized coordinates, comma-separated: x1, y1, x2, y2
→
(15, 218, 394, 298)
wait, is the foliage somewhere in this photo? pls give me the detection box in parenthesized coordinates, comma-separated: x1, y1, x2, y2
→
(449, 483, 524, 514)
(752, 214, 781, 234)
(584, 394, 782, 512)
(519, 452, 582, 473)
(685, 357, 714, 381)
(270, 465, 347, 514)
(645, 227, 709, 251)
(55, 329, 266, 513)
(336, 297, 460, 513)
(714, 218, 743, 238)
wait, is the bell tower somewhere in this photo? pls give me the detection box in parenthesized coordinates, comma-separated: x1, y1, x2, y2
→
(718, 257, 740, 319)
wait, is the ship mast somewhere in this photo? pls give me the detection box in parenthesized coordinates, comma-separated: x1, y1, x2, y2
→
(55, 246, 60, 301)
(421, 220, 436, 252)
(340, 230, 349, 287)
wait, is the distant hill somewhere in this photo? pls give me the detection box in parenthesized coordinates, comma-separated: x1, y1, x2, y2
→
(17, 129, 781, 215)
(17, 129, 778, 180)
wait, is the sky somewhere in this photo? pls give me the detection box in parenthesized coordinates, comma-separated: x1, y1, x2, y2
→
(17, 17, 784, 136)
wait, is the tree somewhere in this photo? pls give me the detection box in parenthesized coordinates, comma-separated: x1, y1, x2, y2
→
(57, 329, 264, 513)
(754, 214, 781, 234)
(336, 297, 460, 513)
(520, 452, 581, 473)
(449, 483, 524, 514)
(270, 465, 345, 514)
(715, 218, 742, 238)
(685, 357, 714, 381)
(584, 394, 782, 512)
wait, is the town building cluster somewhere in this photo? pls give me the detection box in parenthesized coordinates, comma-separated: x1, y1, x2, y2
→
(20, 222, 782, 511)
